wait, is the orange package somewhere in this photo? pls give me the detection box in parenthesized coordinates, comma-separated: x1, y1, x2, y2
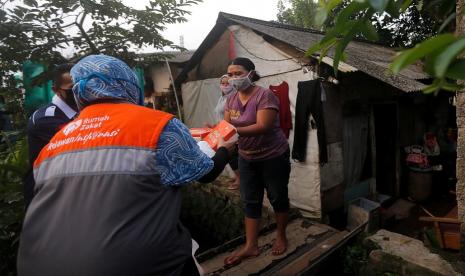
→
(189, 128, 212, 140)
(203, 120, 236, 150)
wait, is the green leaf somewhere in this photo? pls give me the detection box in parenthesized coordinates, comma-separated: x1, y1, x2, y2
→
(423, 78, 462, 94)
(23, 0, 38, 7)
(441, 81, 462, 92)
(318, 2, 367, 45)
(335, 1, 368, 26)
(369, 0, 389, 12)
(400, 0, 415, 12)
(385, 0, 400, 17)
(445, 59, 465, 80)
(422, 80, 441, 94)
(314, 7, 328, 26)
(360, 21, 379, 41)
(416, 0, 424, 11)
(390, 34, 457, 73)
(319, 45, 332, 64)
(438, 12, 456, 33)
(320, 20, 356, 47)
(325, 0, 344, 11)
(424, 52, 441, 76)
(306, 37, 337, 57)
(434, 37, 465, 78)
(333, 21, 362, 75)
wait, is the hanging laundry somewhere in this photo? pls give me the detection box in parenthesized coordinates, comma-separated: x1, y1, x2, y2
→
(269, 81, 292, 138)
(292, 79, 328, 164)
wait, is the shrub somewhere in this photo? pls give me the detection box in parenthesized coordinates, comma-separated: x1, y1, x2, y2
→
(0, 132, 28, 276)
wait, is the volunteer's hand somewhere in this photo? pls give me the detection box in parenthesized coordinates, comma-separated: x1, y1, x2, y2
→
(217, 136, 236, 152)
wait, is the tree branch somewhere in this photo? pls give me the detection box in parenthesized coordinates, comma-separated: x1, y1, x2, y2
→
(0, 0, 7, 9)
(60, 21, 77, 29)
(76, 11, 99, 53)
(69, 37, 133, 62)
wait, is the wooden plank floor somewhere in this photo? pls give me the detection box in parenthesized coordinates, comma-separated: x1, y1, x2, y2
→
(200, 218, 345, 275)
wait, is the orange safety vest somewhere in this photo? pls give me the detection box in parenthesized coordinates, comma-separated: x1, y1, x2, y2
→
(19, 103, 196, 276)
(34, 102, 173, 169)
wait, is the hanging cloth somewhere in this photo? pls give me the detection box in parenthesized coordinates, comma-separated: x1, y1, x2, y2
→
(269, 81, 292, 138)
(292, 79, 328, 164)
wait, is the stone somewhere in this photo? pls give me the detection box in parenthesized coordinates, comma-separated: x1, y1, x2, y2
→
(364, 230, 460, 276)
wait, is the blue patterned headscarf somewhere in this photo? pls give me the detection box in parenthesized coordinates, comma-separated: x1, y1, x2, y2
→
(70, 55, 143, 109)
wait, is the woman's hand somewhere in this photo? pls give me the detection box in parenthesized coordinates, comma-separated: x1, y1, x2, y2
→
(217, 136, 237, 152)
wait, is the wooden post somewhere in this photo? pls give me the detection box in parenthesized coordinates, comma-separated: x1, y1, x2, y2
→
(456, 0, 465, 252)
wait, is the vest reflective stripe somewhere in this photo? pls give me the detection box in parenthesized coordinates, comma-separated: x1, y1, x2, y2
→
(34, 147, 157, 186)
(34, 103, 173, 168)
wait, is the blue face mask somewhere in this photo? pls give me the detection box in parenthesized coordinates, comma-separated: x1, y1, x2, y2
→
(72, 72, 143, 109)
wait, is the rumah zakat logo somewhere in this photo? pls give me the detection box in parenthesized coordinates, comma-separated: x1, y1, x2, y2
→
(63, 119, 82, 136)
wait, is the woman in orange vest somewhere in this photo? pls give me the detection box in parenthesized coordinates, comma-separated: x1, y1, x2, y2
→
(17, 55, 234, 276)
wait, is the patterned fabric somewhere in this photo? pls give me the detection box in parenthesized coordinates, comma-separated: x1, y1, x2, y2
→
(70, 55, 212, 186)
(155, 118, 214, 186)
(70, 55, 143, 108)
(214, 95, 228, 124)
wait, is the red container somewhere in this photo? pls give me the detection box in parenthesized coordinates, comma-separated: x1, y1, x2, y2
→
(203, 120, 236, 150)
(190, 128, 211, 139)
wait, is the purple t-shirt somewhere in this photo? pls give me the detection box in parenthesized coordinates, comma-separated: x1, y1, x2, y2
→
(226, 86, 289, 161)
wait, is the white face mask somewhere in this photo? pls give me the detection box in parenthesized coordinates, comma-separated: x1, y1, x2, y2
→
(220, 84, 236, 95)
(228, 71, 253, 91)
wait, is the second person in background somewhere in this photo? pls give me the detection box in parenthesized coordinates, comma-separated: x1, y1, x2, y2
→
(214, 75, 240, 190)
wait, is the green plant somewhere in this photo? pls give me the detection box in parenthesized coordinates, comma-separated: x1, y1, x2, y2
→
(309, 0, 460, 93)
(343, 242, 369, 275)
(0, 132, 28, 276)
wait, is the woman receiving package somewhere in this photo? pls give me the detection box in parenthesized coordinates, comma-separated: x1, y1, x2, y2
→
(223, 57, 291, 266)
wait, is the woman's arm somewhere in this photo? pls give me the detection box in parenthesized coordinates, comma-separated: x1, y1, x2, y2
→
(197, 147, 229, 183)
(224, 110, 231, 123)
(236, 109, 277, 137)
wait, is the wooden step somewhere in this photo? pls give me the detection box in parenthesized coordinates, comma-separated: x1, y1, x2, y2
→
(200, 219, 343, 275)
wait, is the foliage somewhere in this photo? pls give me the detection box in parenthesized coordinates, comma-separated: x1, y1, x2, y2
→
(343, 233, 384, 275)
(308, 0, 460, 93)
(0, 82, 26, 130)
(343, 242, 369, 275)
(181, 181, 245, 252)
(0, 0, 201, 124)
(0, 132, 28, 276)
(373, 2, 436, 48)
(0, 0, 201, 69)
(277, 0, 320, 29)
(277, 0, 436, 48)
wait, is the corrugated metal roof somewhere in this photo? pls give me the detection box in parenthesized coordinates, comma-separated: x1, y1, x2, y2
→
(223, 13, 427, 92)
(176, 12, 429, 92)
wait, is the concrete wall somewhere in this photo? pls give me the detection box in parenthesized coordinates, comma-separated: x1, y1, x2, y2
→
(149, 62, 185, 94)
(149, 64, 171, 93)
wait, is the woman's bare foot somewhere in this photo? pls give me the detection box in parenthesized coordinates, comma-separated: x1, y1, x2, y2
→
(224, 245, 260, 266)
(271, 237, 287, 256)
